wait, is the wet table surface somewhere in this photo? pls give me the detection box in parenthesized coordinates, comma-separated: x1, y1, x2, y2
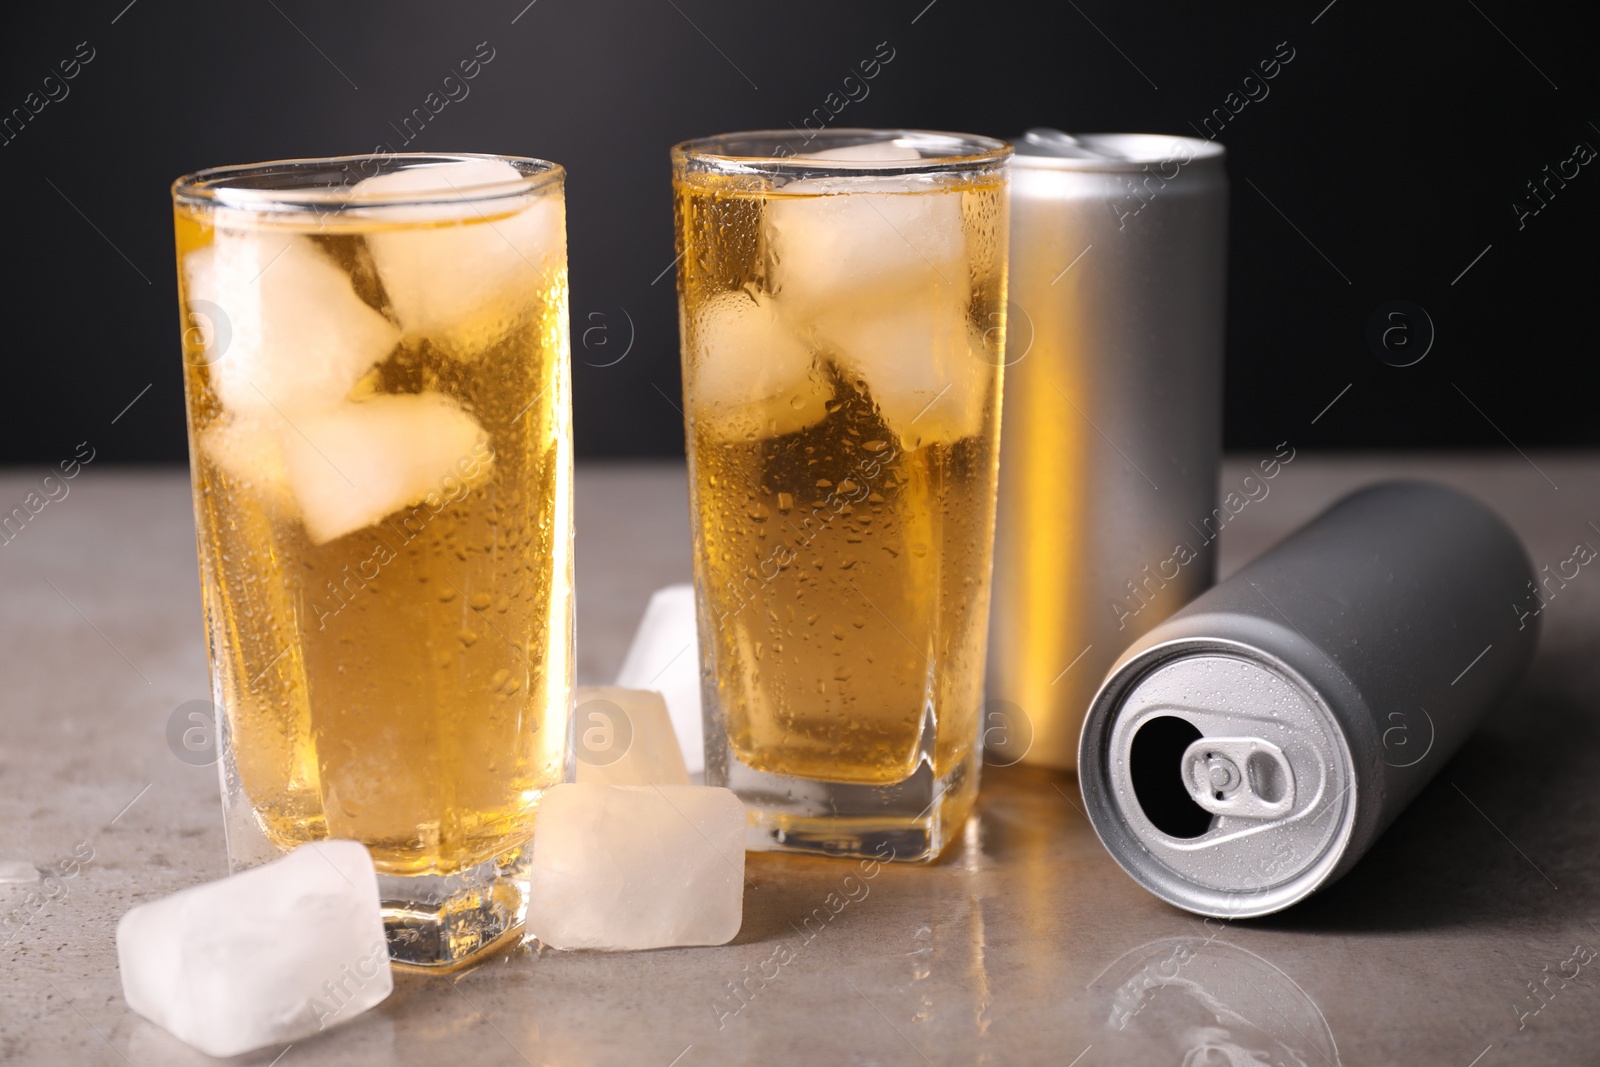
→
(3, 454, 1598, 1066)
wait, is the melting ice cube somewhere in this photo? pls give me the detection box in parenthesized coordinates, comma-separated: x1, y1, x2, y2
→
(763, 182, 966, 316)
(817, 290, 993, 449)
(686, 290, 832, 439)
(279, 392, 492, 545)
(0, 859, 37, 884)
(353, 157, 528, 207)
(800, 140, 923, 163)
(614, 584, 705, 775)
(573, 686, 691, 786)
(199, 414, 296, 513)
(355, 159, 565, 357)
(190, 233, 400, 418)
(762, 178, 987, 446)
(181, 243, 215, 304)
(526, 784, 745, 950)
(116, 840, 392, 1059)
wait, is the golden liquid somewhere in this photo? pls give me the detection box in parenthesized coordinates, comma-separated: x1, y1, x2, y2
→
(676, 171, 1006, 785)
(175, 203, 572, 877)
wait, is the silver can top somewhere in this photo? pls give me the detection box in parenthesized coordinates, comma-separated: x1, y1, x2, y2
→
(1013, 128, 1225, 172)
(1080, 639, 1356, 917)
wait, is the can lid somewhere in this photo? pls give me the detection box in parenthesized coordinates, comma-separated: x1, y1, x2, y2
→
(1013, 129, 1225, 171)
(1080, 640, 1356, 918)
(1016, 128, 1132, 161)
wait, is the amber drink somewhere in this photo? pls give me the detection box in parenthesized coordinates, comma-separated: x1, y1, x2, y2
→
(172, 155, 573, 967)
(672, 130, 1011, 861)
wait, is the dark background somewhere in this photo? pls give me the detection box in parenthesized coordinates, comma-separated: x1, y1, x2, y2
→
(1, 0, 1593, 464)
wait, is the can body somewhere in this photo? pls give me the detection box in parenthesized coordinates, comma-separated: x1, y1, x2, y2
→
(988, 133, 1228, 770)
(1078, 482, 1540, 917)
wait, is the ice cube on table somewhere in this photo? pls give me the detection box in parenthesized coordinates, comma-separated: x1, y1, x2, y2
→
(0, 859, 37, 884)
(800, 140, 923, 163)
(189, 232, 400, 418)
(355, 159, 565, 358)
(763, 183, 966, 316)
(280, 392, 491, 545)
(614, 584, 705, 775)
(116, 840, 392, 1059)
(818, 290, 993, 448)
(686, 290, 832, 439)
(527, 784, 745, 950)
(574, 686, 691, 786)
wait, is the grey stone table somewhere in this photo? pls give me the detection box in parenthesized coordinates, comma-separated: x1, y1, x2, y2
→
(3, 454, 1598, 1066)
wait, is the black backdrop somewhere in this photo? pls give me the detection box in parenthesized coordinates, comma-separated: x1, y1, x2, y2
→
(2, 0, 1594, 464)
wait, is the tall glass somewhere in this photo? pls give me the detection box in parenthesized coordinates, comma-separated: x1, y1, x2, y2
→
(172, 154, 573, 967)
(672, 130, 1011, 862)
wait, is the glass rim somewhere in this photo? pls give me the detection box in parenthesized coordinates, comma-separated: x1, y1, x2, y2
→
(172, 152, 563, 212)
(672, 128, 1012, 176)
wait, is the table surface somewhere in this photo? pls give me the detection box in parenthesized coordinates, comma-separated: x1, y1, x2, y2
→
(3, 454, 1598, 1066)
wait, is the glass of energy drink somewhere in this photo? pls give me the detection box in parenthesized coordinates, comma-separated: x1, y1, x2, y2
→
(671, 129, 1011, 862)
(172, 155, 573, 967)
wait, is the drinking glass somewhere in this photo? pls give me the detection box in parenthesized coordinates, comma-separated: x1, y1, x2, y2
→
(172, 154, 573, 966)
(671, 129, 1011, 862)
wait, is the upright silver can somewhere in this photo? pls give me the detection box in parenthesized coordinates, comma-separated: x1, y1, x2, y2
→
(1078, 482, 1540, 917)
(988, 131, 1228, 770)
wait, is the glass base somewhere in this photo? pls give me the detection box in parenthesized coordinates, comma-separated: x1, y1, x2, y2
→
(713, 746, 980, 863)
(379, 845, 530, 970)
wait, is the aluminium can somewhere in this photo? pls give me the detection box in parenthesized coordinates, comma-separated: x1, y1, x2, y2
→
(987, 130, 1229, 770)
(1077, 481, 1540, 917)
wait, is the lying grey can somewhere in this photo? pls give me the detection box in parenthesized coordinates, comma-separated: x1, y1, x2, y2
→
(987, 129, 1228, 771)
(1078, 482, 1539, 917)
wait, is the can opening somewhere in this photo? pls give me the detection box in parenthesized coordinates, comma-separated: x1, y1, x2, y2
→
(1130, 716, 1213, 839)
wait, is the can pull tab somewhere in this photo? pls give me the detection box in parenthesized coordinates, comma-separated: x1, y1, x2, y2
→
(1181, 737, 1295, 819)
